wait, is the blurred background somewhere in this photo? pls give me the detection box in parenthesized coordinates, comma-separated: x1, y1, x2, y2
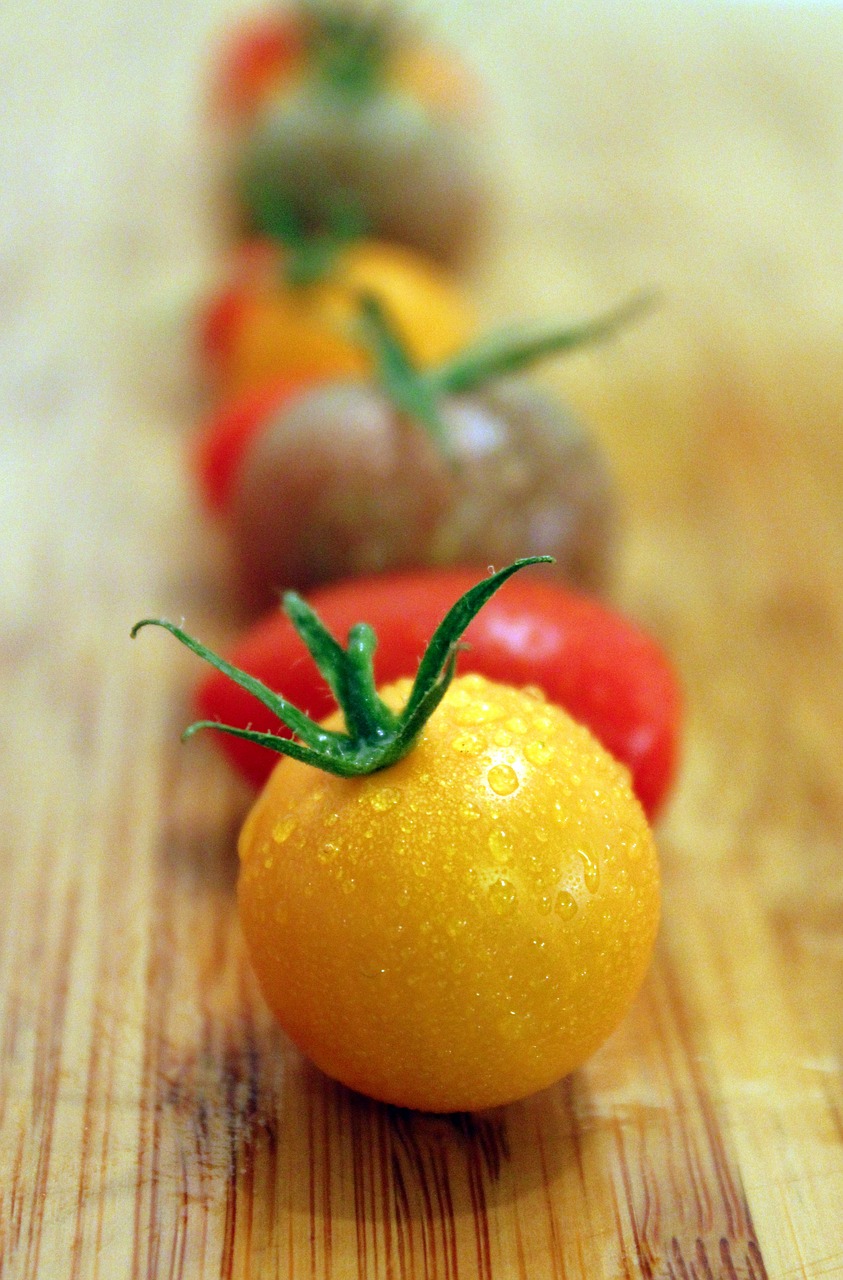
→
(2, 0, 841, 635)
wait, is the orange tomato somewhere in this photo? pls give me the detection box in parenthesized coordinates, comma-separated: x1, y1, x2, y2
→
(199, 238, 475, 400)
(388, 45, 483, 120)
(238, 674, 660, 1112)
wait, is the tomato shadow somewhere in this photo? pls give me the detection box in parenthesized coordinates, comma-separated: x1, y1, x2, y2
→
(219, 1044, 593, 1260)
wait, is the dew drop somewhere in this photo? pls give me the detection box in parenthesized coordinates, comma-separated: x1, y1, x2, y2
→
(461, 800, 482, 822)
(578, 848, 600, 893)
(454, 701, 504, 727)
(528, 741, 555, 768)
(488, 878, 517, 914)
(488, 828, 514, 860)
(537, 892, 553, 916)
(492, 728, 513, 748)
(272, 815, 296, 844)
(370, 786, 401, 812)
(317, 841, 339, 865)
(554, 891, 578, 920)
(451, 732, 484, 756)
(506, 716, 529, 734)
(487, 763, 519, 796)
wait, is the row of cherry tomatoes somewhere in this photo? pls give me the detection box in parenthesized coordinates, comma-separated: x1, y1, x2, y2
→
(137, 2, 679, 1111)
(188, 3, 679, 823)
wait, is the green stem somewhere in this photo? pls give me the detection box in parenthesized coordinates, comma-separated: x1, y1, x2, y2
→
(131, 557, 553, 778)
(303, 3, 392, 102)
(251, 193, 369, 288)
(425, 290, 659, 398)
(356, 296, 454, 455)
(355, 289, 657, 459)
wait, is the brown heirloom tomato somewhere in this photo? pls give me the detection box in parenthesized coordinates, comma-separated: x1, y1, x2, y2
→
(193, 296, 651, 607)
(212, 6, 487, 260)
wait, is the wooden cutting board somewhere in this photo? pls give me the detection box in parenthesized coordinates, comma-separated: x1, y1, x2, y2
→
(1, 3, 841, 1276)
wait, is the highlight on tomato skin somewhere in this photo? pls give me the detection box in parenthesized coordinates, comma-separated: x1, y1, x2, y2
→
(195, 568, 681, 819)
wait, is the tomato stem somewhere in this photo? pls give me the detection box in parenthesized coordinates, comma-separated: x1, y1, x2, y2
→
(355, 290, 657, 459)
(303, 2, 393, 102)
(356, 296, 453, 454)
(131, 558, 552, 777)
(250, 192, 368, 287)
(426, 290, 659, 398)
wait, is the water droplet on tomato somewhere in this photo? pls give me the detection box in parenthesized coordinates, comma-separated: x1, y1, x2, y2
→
(451, 732, 485, 756)
(488, 828, 514, 860)
(369, 786, 401, 812)
(460, 800, 482, 822)
(525, 741, 554, 767)
(554, 891, 577, 920)
(578, 848, 600, 893)
(488, 878, 517, 914)
(487, 763, 519, 796)
(272, 816, 296, 844)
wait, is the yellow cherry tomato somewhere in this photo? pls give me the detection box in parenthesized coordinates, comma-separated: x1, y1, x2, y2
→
(387, 45, 483, 120)
(237, 673, 660, 1112)
(204, 239, 474, 400)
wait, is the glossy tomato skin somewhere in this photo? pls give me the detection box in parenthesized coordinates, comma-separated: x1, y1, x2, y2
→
(237, 674, 660, 1112)
(196, 569, 681, 818)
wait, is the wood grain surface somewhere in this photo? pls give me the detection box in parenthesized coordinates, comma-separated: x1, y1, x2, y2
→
(2, 2, 842, 1276)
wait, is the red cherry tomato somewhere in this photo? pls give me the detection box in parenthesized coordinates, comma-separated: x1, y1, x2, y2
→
(195, 569, 681, 818)
(211, 14, 305, 122)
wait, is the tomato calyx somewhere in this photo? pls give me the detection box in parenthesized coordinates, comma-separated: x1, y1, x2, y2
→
(302, 3, 394, 102)
(252, 193, 369, 288)
(357, 290, 657, 457)
(132, 557, 552, 777)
